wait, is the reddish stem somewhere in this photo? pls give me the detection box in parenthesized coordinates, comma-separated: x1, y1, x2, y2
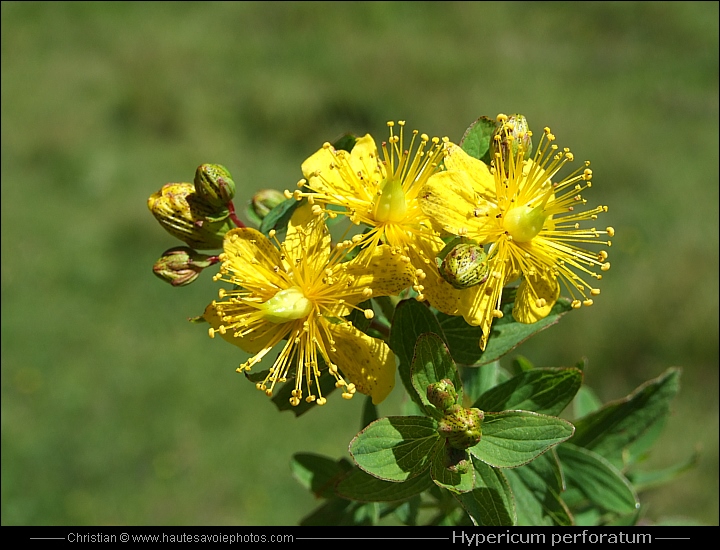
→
(226, 200, 246, 228)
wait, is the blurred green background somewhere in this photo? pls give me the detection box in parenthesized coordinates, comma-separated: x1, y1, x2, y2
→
(2, 1, 717, 526)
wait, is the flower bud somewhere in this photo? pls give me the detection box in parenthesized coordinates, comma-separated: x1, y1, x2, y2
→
(442, 444, 471, 474)
(249, 189, 286, 221)
(438, 406, 484, 450)
(148, 182, 233, 249)
(194, 164, 235, 207)
(153, 246, 218, 287)
(427, 379, 459, 413)
(439, 242, 489, 289)
(491, 114, 533, 168)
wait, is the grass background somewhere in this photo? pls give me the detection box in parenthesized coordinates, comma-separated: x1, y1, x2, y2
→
(1, 1, 717, 526)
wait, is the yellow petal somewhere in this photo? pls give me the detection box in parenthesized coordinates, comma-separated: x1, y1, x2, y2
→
(328, 323, 396, 404)
(349, 134, 384, 187)
(420, 171, 477, 234)
(512, 273, 560, 324)
(203, 302, 282, 354)
(336, 244, 415, 300)
(283, 203, 331, 268)
(223, 227, 285, 289)
(444, 143, 495, 196)
(302, 146, 360, 200)
(419, 243, 511, 351)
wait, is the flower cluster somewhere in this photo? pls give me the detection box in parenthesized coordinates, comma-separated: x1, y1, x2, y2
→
(204, 205, 414, 406)
(421, 115, 613, 348)
(148, 113, 612, 407)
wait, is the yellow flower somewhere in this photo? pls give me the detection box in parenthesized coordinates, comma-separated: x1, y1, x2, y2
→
(204, 203, 414, 406)
(421, 114, 613, 349)
(297, 121, 469, 311)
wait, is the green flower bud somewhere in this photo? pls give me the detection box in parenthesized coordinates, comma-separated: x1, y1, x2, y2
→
(148, 182, 233, 249)
(491, 113, 533, 168)
(153, 246, 218, 287)
(439, 242, 489, 289)
(249, 189, 286, 221)
(427, 379, 459, 413)
(442, 444, 471, 474)
(438, 406, 484, 450)
(194, 164, 235, 207)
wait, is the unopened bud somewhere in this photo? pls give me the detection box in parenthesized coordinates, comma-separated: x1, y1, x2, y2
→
(153, 246, 218, 287)
(194, 164, 235, 207)
(491, 114, 533, 169)
(438, 406, 484, 450)
(427, 379, 459, 413)
(148, 182, 233, 249)
(443, 444, 471, 474)
(250, 189, 286, 221)
(438, 242, 489, 289)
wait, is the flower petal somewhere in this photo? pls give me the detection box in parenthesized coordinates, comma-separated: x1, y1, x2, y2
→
(283, 203, 331, 269)
(444, 143, 495, 196)
(420, 170, 477, 234)
(512, 273, 561, 324)
(203, 302, 283, 354)
(223, 228, 286, 290)
(348, 134, 383, 187)
(302, 146, 359, 200)
(335, 244, 415, 301)
(328, 323, 396, 404)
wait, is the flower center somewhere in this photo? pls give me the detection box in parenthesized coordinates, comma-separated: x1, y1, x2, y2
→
(373, 176, 407, 223)
(259, 287, 313, 324)
(503, 205, 548, 243)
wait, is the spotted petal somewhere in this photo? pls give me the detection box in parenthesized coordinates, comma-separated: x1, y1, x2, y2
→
(443, 143, 495, 196)
(420, 170, 478, 235)
(348, 134, 384, 188)
(328, 322, 396, 404)
(512, 272, 561, 324)
(336, 244, 415, 300)
(283, 203, 331, 270)
(223, 228, 286, 291)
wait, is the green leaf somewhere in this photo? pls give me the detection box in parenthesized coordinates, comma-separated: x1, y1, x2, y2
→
(512, 355, 535, 373)
(627, 450, 699, 492)
(437, 297, 574, 367)
(459, 361, 512, 405)
(290, 453, 353, 498)
(470, 411, 575, 468)
(349, 416, 443, 482)
(269, 365, 338, 417)
(346, 299, 373, 334)
(300, 499, 378, 526)
(459, 115, 496, 164)
(391, 496, 422, 526)
(557, 443, 639, 516)
(454, 457, 516, 526)
(389, 299, 448, 411)
(259, 196, 301, 238)
(571, 368, 681, 467)
(503, 451, 573, 526)
(474, 367, 583, 416)
(411, 333, 462, 418)
(335, 467, 433, 502)
(331, 132, 358, 152)
(431, 445, 475, 494)
(572, 385, 603, 418)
